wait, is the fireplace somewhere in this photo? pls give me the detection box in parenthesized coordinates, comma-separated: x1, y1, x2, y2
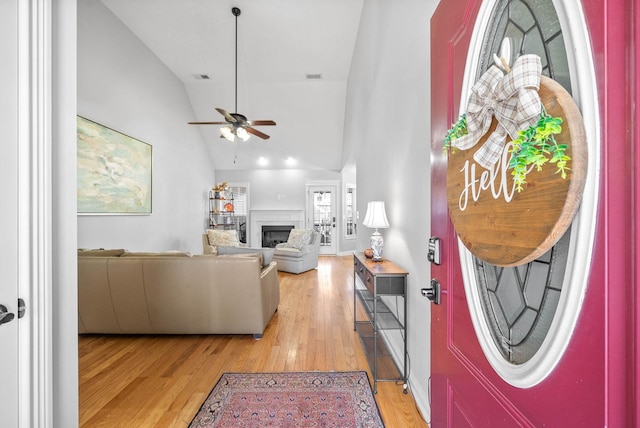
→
(250, 210, 305, 247)
(262, 225, 294, 248)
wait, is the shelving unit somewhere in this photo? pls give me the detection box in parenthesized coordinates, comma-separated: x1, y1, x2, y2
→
(353, 252, 408, 393)
(208, 189, 236, 230)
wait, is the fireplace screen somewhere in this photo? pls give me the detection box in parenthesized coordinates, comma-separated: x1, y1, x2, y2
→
(262, 225, 294, 248)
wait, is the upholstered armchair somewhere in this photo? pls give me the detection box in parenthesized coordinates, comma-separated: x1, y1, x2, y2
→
(272, 229, 321, 274)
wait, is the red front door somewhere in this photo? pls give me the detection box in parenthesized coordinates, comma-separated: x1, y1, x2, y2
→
(430, 0, 637, 426)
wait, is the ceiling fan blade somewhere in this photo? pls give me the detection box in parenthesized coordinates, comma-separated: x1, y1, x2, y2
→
(215, 107, 237, 123)
(246, 126, 270, 140)
(188, 121, 228, 125)
(249, 120, 276, 126)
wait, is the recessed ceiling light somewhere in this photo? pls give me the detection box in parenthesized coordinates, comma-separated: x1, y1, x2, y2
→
(258, 157, 269, 166)
(285, 157, 297, 166)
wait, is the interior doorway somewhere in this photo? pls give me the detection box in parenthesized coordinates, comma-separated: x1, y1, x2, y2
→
(307, 185, 337, 255)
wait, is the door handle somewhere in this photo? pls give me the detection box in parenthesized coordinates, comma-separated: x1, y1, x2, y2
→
(0, 304, 15, 325)
(421, 279, 441, 304)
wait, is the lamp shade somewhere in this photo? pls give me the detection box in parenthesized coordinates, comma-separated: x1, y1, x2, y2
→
(363, 201, 389, 229)
(362, 202, 373, 227)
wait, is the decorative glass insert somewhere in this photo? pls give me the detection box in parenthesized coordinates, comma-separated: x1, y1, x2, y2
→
(345, 184, 356, 239)
(478, 0, 571, 92)
(473, 0, 572, 365)
(475, 229, 570, 363)
(313, 191, 333, 246)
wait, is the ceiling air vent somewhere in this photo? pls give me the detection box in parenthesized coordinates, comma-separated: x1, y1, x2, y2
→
(306, 73, 322, 80)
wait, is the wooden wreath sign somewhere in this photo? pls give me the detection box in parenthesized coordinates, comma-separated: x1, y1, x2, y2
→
(446, 75, 587, 266)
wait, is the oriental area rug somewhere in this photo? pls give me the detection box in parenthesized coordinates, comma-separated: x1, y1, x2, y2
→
(188, 371, 385, 427)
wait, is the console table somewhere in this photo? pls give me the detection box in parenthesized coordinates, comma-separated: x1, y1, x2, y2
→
(353, 252, 408, 393)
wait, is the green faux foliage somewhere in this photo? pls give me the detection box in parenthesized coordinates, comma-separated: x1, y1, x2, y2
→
(508, 109, 568, 192)
(442, 108, 569, 193)
(442, 114, 467, 154)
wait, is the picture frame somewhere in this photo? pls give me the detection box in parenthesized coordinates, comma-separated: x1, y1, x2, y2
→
(77, 116, 152, 215)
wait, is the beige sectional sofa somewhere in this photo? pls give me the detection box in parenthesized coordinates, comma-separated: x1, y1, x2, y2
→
(77, 249, 279, 338)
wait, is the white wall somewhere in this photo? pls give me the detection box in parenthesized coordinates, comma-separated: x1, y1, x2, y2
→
(216, 169, 340, 211)
(346, 0, 437, 420)
(77, 0, 214, 253)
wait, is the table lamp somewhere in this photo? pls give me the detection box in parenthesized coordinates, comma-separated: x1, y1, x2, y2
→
(363, 201, 389, 261)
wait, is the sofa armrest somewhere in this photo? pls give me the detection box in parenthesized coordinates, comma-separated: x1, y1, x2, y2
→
(305, 231, 322, 255)
(260, 261, 280, 329)
(202, 233, 215, 254)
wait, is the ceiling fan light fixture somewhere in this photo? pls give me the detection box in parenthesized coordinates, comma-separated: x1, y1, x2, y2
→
(220, 124, 250, 143)
(220, 125, 235, 142)
(236, 127, 250, 141)
(188, 7, 275, 141)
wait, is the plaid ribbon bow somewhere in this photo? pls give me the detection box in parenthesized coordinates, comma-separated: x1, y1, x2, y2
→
(452, 54, 542, 169)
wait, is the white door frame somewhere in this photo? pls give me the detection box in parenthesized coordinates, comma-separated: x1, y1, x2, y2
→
(12, 1, 55, 426)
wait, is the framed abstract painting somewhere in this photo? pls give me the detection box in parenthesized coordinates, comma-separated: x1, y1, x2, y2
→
(77, 116, 152, 214)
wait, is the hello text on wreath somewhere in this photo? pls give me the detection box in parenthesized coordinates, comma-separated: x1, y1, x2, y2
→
(443, 51, 587, 267)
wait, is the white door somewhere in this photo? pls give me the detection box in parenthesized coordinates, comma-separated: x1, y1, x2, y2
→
(307, 185, 337, 255)
(0, 0, 20, 424)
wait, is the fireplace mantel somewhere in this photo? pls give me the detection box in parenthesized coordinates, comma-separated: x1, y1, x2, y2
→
(250, 210, 305, 247)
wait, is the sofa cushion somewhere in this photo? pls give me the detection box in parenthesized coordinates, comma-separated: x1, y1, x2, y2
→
(121, 251, 192, 257)
(77, 248, 125, 257)
(206, 229, 240, 249)
(218, 246, 275, 267)
(284, 229, 313, 249)
(274, 247, 304, 259)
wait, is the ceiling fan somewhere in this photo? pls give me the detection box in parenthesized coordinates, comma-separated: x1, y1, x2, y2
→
(188, 7, 276, 141)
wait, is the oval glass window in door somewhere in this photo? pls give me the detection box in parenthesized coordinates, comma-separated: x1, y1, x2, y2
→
(458, 0, 600, 387)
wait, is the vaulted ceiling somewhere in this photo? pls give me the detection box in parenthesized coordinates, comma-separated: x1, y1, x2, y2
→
(100, 0, 364, 171)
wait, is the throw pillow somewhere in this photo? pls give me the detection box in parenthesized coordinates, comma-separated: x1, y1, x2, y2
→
(217, 246, 275, 267)
(206, 229, 240, 248)
(285, 229, 313, 249)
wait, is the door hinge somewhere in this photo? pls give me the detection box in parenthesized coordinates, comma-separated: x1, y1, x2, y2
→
(0, 304, 15, 325)
(18, 298, 26, 318)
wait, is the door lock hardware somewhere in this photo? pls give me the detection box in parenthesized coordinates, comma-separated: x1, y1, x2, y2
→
(428, 237, 441, 265)
(421, 279, 441, 304)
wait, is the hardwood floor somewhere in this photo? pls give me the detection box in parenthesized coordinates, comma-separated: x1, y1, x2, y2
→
(78, 255, 428, 427)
